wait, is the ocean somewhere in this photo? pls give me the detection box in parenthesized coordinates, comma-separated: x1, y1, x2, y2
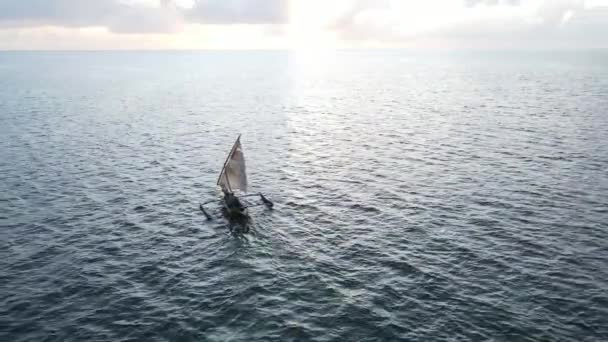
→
(1, 50, 607, 341)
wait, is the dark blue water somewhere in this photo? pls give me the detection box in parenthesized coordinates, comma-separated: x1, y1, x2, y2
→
(1, 50, 607, 341)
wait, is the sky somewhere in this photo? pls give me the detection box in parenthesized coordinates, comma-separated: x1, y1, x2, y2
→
(0, 0, 607, 50)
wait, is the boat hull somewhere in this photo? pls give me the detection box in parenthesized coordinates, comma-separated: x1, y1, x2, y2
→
(222, 202, 248, 220)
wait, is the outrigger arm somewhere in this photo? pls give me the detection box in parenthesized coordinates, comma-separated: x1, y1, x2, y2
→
(238, 193, 274, 208)
(199, 193, 273, 220)
(199, 202, 215, 220)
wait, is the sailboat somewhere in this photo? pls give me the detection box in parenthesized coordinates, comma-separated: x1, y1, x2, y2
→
(199, 134, 273, 220)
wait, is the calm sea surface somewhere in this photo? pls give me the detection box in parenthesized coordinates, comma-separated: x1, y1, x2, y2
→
(1, 50, 607, 341)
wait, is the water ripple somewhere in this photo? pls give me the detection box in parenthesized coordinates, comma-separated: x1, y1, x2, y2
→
(1, 51, 608, 341)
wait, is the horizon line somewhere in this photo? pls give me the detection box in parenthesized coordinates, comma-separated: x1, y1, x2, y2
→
(1, 47, 607, 52)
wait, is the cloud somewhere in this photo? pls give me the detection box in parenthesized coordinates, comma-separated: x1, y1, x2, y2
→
(0, 0, 182, 33)
(185, 0, 288, 24)
(327, 0, 608, 48)
(0, 25, 178, 50)
(0, 0, 606, 48)
(107, 2, 183, 34)
(465, 0, 521, 7)
(0, 0, 288, 33)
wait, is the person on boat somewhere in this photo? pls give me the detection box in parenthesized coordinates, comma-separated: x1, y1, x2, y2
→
(222, 187, 244, 211)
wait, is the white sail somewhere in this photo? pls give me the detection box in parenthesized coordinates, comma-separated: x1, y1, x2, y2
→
(217, 135, 248, 193)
